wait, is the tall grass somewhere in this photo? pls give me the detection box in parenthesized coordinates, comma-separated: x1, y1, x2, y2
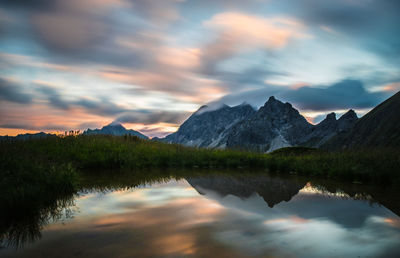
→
(268, 147, 400, 184)
(0, 135, 268, 170)
(1, 135, 399, 188)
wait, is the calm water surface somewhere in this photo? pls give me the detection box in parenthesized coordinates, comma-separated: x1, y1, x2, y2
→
(1, 173, 400, 258)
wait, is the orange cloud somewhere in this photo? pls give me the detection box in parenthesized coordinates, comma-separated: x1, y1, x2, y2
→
(204, 12, 309, 51)
(382, 82, 400, 92)
(0, 102, 111, 133)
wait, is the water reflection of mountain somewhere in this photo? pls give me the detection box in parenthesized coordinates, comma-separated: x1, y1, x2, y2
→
(310, 179, 400, 218)
(187, 175, 307, 208)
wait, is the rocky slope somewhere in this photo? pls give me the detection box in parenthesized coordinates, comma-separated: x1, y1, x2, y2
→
(165, 103, 256, 148)
(299, 110, 358, 147)
(226, 96, 313, 152)
(323, 91, 400, 150)
(163, 96, 359, 152)
(83, 123, 148, 139)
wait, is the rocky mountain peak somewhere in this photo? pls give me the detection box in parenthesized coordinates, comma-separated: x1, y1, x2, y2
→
(337, 109, 358, 131)
(325, 112, 337, 121)
(260, 96, 297, 115)
(267, 95, 276, 102)
(105, 123, 125, 130)
(164, 102, 256, 148)
(226, 96, 312, 152)
(339, 109, 357, 121)
(83, 122, 148, 139)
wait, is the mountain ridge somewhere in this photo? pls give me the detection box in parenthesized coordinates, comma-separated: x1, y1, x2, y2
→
(164, 96, 358, 152)
(322, 91, 400, 149)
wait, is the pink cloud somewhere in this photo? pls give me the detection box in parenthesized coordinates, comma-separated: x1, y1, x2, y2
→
(204, 12, 309, 52)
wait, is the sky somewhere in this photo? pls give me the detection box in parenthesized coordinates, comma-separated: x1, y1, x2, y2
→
(0, 0, 399, 137)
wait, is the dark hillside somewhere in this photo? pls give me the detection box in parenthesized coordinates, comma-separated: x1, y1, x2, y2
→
(323, 91, 400, 150)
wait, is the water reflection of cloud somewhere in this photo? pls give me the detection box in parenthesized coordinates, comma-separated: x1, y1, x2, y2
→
(216, 214, 400, 257)
(74, 180, 199, 217)
(190, 179, 400, 257)
(32, 193, 230, 257)
(5, 178, 400, 258)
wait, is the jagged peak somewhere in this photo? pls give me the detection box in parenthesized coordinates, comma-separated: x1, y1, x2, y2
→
(268, 96, 276, 102)
(263, 96, 284, 107)
(339, 109, 358, 120)
(326, 112, 337, 120)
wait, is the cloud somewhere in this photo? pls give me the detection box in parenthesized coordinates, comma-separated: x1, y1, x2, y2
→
(35, 82, 131, 116)
(211, 66, 287, 91)
(32, 11, 108, 53)
(283, 79, 389, 111)
(114, 110, 190, 125)
(36, 84, 70, 110)
(276, 0, 400, 62)
(74, 98, 128, 116)
(211, 79, 392, 112)
(0, 0, 55, 10)
(201, 12, 309, 74)
(0, 77, 33, 104)
(128, 0, 183, 25)
(204, 13, 306, 49)
(1, 79, 189, 133)
(137, 126, 177, 138)
(0, 122, 68, 131)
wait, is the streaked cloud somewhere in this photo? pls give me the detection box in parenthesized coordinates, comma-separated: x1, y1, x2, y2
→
(212, 79, 392, 114)
(201, 12, 309, 74)
(114, 110, 190, 125)
(0, 0, 399, 136)
(0, 77, 33, 104)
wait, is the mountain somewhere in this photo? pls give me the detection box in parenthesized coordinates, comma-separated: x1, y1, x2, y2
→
(165, 103, 256, 148)
(299, 110, 358, 147)
(187, 175, 307, 208)
(0, 132, 56, 141)
(226, 96, 312, 152)
(323, 91, 400, 150)
(83, 123, 148, 139)
(163, 96, 358, 152)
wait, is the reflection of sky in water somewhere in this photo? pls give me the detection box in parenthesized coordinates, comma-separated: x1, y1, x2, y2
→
(3, 178, 400, 258)
(209, 192, 400, 257)
(75, 180, 199, 217)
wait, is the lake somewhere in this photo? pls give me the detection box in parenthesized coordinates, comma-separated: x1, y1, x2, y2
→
(1, 171, 400, 258)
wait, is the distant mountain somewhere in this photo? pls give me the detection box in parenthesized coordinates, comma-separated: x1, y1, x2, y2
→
(226, 96, 312, 152)
(163, 96, 358, 152)
(83, 123, 148, 139)
(0, 132, 56, 141)
(323, 91, 400, 150)
(165, 103, 255, 148)
(299, 110, 358, 147)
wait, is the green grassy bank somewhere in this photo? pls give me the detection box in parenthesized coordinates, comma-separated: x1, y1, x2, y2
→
(1, 135, 399, 205)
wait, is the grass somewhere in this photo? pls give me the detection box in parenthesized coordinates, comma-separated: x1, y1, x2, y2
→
(1, 135, 399, 208)
(268, 147, 400, 184)
(0, 135, 268, 170)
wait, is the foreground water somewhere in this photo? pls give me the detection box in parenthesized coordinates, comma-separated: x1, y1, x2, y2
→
(1, 172, 400, 258)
